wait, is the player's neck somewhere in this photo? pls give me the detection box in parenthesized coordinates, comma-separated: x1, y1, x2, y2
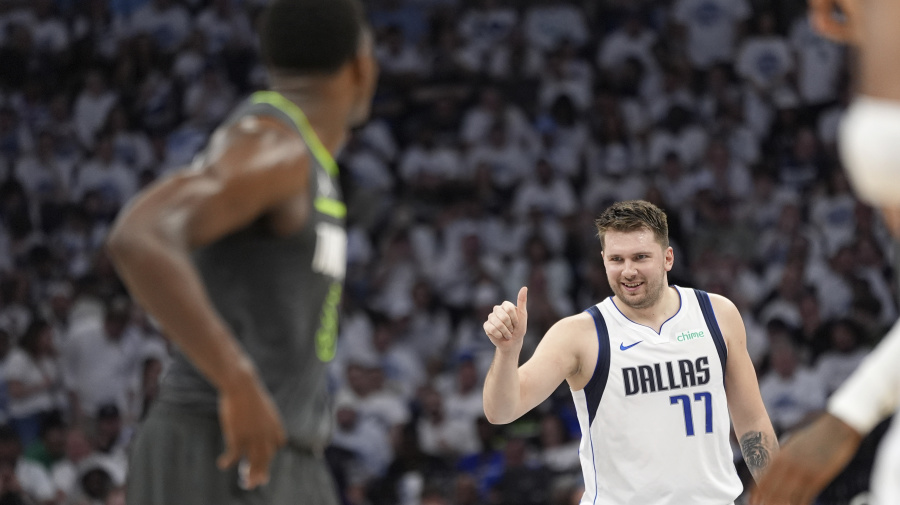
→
(615, 285, 680, 333)
(273, 85, 350, 156)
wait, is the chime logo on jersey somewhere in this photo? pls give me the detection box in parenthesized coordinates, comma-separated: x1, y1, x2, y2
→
(622, 356, 711, 396)
(312, 222, 347, 280)
(676, 328, 706, 342)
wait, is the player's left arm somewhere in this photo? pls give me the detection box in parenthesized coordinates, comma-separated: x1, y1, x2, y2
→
(710, 294, 779, 482)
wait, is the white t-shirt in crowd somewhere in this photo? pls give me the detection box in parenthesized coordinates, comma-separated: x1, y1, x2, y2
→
(672, 0, 751, 67)
(523, 4, 589, 50)
(129, 2, 191, 53)
(759, 367, 827, 430)
(4, 349, 60, 418)
(736, 35, 794, 90)
(790, 18, 844, 105)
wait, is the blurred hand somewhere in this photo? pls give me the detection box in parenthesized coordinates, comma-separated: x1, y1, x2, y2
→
(483, 287, 528, 353)
(750, 413, 862, 505)
(880, 207, 900, 238)
(217, 371, 287, 489)
(809, 0, 863, 44)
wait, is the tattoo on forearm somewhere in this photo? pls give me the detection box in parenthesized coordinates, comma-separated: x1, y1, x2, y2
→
(740, 431, 771, 479)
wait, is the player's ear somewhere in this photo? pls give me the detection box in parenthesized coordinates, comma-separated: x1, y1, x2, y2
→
(351, 28, 378, 93)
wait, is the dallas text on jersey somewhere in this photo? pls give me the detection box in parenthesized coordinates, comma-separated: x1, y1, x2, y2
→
(622, 356, 711, 396)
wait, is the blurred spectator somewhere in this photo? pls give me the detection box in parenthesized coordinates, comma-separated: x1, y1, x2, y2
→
(505, 235, 572, 309)
(537, 44, 593, 112)
(129, 0, 191, 54)
(13, 131, 74, 215)
(334, 360, 410, 432)
(195, 0, 253, 56)
(5, 319, 63, 446)
(404, 280, 452, 364)
(522, 0, 589, 51)
(511, 160, 577, 218)
(0, 108, 34, 163)
(693, 139, 753, 202)
(456, 416, 503, 491)
(30, 0, 68, 56)
(417, 385, 479, 459)
(0, 425, 55, 505)
(72, 70, 117, 150)
(330, 398, 393, 483)
(367, 422, 452, 505)
(48, 426, 92, 500)
(598, 13, 657, 72)
(489, 437, 551, 505)
(127, 355, 163, 424)
(105, 106, 155, 172)
(813, 320, 870, 396)
(182, 65, 236, 130)
(371, 321, 426, 400)
(439, 357, 483, 425)
(466, 122, 535, 197)
(376, 25, 429, 79)
(23, 413, 64, 471)
(672, 0, 751, 68)
(538, 413, 579, 477)
(399, 127, 463, 197)
(736, 12, 794, 98)
(457, 0, 517, 66)
(789, 16, 844, 107)
(61, 299, 141, 422)
(72, 133, 137, 216)
(460, 88, 536, 151)
(758, 336, 826, 435)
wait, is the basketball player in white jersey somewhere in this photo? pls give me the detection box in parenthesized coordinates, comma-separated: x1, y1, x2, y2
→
(483, 200, 778, 505)
(747, 2, 900, 504)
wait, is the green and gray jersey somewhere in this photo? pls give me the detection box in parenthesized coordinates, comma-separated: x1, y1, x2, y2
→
(156, 91, 346, 451)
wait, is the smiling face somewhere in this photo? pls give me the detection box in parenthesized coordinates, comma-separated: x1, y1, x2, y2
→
(602, 227, 673, 310)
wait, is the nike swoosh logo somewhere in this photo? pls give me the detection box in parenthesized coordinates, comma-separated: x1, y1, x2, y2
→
(620, 341, 643, 351)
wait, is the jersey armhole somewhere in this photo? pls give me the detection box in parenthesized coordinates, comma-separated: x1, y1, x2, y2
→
(584, 305, 611, 425)
(694, 290, 728, 381)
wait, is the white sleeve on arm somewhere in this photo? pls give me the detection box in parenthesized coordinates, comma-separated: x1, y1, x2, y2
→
(827, 318, 900, 435)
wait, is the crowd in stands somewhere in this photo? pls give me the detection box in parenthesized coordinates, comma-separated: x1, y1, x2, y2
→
(0, 0, 894, 504)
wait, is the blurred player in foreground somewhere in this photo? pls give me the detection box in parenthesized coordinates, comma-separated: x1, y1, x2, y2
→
(106, 0, 377, 503)
(751, 2, 900, 504)
(483, 200, 778, 504)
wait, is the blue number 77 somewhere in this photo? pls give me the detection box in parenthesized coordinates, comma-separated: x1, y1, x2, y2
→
(670, 392, 713, 436)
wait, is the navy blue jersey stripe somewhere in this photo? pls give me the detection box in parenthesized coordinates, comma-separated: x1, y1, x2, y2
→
(584, 306, 611, 426)
(694, 290, 727, 380)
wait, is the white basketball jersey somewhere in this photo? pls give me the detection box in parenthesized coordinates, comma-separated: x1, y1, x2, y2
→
(871, 415, 900, 505)
(572, 286, 742, 505)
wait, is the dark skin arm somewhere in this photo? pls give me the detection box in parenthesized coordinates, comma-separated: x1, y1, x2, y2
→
(106, 116, 312, 488)
(750, 413, 862, 505)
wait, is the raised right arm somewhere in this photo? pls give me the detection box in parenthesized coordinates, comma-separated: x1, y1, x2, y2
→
(482, 287, 594, 424)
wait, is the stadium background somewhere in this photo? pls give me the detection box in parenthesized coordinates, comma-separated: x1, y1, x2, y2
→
(0, 0, 894, 504)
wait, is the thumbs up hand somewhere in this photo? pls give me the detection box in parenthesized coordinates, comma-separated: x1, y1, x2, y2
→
(483, 287, 528, 353)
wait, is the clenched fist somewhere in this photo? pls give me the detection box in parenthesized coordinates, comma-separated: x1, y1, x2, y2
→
(483, 287, 528, 352)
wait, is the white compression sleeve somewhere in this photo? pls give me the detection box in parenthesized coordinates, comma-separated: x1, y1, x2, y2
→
(827, 319, 900, 435)
(840, 96, 900, 207)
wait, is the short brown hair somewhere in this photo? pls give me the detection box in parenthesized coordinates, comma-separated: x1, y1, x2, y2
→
(594, 200, 669, 249)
